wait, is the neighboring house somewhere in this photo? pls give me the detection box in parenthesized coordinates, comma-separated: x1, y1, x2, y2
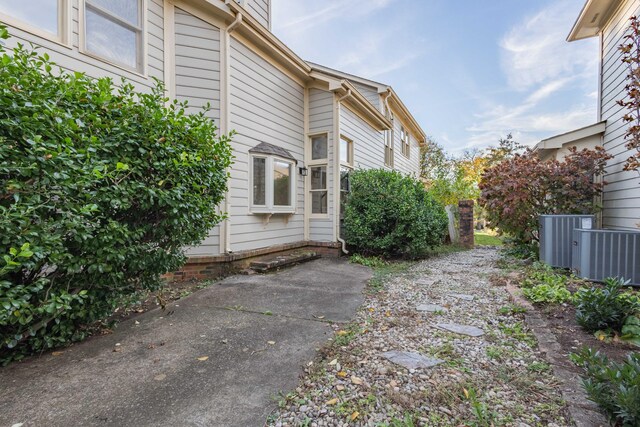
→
(533, 122, 605, 162)
(0, 0, 425, 276)
(535, 0, 640, 230)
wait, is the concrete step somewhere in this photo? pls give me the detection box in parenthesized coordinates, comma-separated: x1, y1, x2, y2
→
(249, 250, 319, 273)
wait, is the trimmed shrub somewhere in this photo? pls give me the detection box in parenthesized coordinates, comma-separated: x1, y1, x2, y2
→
(574, 278, 639, 334)
(0, 27, 233, 362)
(571, 348, 640, 426)
(343, 169, 447, 258)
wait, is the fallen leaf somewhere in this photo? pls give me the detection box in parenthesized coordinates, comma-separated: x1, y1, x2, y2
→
(51, 351, 63, 356)
(350, 411, 360, 421)
(154, 374, 166, 381)
(336, 385, 345, 391)
(326, 398, 338, 405)
(336, 371, 347, 378)
(463, 388, 469, 399)
(267, 341, 276, 345)
(313, 314, 325, 319)
(336, 330, 348, 336)
(351, 376, 363, 385)
(368, 307, 375, 312)
(328, 359, 338, 366)
(197, 356, 209, 361)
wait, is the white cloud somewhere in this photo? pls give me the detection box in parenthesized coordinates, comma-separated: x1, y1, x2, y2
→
(463, 1, 598, 152)
(500, 2, 597, 90)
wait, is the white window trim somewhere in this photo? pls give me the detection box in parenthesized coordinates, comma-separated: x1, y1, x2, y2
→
(400, 125, 410, 159)
(0, 0, 72, 48)
(384, 126, 394, 168)
(249, 154, 297, 214)
(79, 0, 148, 77)
(308, 132, 329, 219)
(340, 135, 354, 169)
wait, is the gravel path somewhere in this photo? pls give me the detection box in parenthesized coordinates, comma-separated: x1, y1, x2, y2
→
(268, 248, 572, 426)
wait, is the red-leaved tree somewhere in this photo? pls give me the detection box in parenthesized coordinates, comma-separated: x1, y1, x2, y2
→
(479, 147, 612, 246)
(618, 16, 640, 173)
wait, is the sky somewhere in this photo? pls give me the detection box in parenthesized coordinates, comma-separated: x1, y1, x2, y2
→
(271, 0, 599, 155)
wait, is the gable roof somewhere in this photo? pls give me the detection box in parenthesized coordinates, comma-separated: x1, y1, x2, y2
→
(306, 62, 427, 144)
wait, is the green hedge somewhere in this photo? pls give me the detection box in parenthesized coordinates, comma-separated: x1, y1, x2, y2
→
(344, 169, 447, 258)
(0, 26, 233, 362)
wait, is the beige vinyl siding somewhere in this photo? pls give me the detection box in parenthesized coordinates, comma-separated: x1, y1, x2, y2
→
(174, 7, 221, 125)
(0, 0, 163, 90)
(228, 36, 305, 252)
(350, 81, 381, 110)
(174, 7, 222, 256)
(246, 0, 270, 29)
(392, 119, 421, 177)
(340, 106, 385, 170)
(600, 0, 640, 230)
(308, 88, 334, 242)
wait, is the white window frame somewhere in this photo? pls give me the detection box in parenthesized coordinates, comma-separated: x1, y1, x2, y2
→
(401, 125, 410, 159)
(384, 125, 394, 168)
(308, 132, 329, 218)
(249, 154, 296, 214)
(79, 0, 147, 76)
(340, 135, 354, 169)
(0, 0, 71, 46)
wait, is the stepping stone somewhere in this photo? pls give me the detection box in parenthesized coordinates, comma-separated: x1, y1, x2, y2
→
(450, 293, 475, 301)
(416, 304, 447, 313)
(435, 323, 484, 337)
(382, 351, 443, 369)
(415, 278, 437, 286)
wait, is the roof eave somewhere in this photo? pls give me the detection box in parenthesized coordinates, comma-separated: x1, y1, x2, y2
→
(567, 0, 619, 42)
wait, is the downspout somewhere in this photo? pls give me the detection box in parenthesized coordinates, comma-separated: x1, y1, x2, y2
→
(335, 89, 352, 254)
(228, 11, 243, 33)
(383, 88, 392, 119)
(220, 11, 242, 253)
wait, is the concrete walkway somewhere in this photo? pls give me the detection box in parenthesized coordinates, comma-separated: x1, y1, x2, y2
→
(0, 258, 370, 427)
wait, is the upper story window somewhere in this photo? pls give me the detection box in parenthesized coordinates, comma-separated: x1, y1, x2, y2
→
(83, 0, 144, 72)
(340, 136, 353, 168)
(384, 127, 394, 168)
(400, 125, 410, 158)
(309, 134, 328, 215)
(0, 0, 67, 43)
(250, 142, 297, 214)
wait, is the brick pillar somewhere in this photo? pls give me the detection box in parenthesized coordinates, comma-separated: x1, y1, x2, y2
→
(458, 200, 474, 248)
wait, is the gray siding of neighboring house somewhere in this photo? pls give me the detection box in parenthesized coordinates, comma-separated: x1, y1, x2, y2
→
(350, 81, 381, 110)
(228, 36, 305, 252)
(308, 88, 335, 242)
(392, 118, 421, 177)
(340, 106, 385, 170)
(246, 0, 270, 29)
(601, 0, 640, 230)
(174, 7, 222, 257)
(0, 0, 164, 90)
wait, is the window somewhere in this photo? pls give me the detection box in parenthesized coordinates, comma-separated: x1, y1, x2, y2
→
(340, 136, 353, 166)
(0, 0, 67, 42)
(400, 125, 410, 158)
(250, 155, 296, 213)
(83, 0, 144, 72)
(309, 134, 328, 215)
(384, 127, 394, 168)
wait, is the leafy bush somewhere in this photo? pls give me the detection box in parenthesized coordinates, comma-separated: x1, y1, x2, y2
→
(570, 348, 640, 426)
(479, 147, 611, 247)
(574, 278, 639, 333)
(0, 27, 233, 362)
(523, 283, 573, 304)
(344, 169, 447, 258)
(519, 262, 573, 304)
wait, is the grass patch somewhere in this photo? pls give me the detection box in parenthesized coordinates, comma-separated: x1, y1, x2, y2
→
(475, 230, 503, 246)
